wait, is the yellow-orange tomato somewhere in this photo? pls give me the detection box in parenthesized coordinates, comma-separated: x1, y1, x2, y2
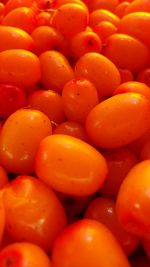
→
(0, 242, 52, 267)
(0, 109, 52, 174)
(39, 50, 74, 92)
(125, 0, 150, 14)
(31, 26, 68, 56)
(86, 93, 150, 148)
(35, 134, 108, 196)
(89, 9, 120, 28)
(2, 175, 67, 251)
(115, 1, 130, 18)
(5, 0, 37, 14)
(84, 0, 119, 12)
(84, 197, 139, 255)
(93, 21, 117, 43)
(75, 52, 121, 100)
(28, 89, 66, 124)
(52, 219, 131, 267)
(50, 3, 89, 39)
(0, 49, 41, 89)
(118, 12, 150, 48)
(114, 81, 150, 100)
(37, 11, 52, 26)
(116, 160, 150, 241)
(0, 26, 34, 52)
(62, 78, 99, 123)
(100, 148, 138, 198)
(103, 33, 149, 73)
(69, 30, 102, 60)
(2, 7, 37, 34)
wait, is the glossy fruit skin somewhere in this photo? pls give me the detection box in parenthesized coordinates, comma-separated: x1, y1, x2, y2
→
(39, 50, 74, 92)
(103, 33, 149, 73)
(2, 175, 67, 251)
(75, 52, 121, 100)
(35, 134, 108, 196)
(86, 93, 150, 148)
(84, 197, 139, 255)
(0, 109, 52, 174)
(0, 242, 52, 267)
(52, 219, 131, 267)
(0, 49, 41, 89)
(5, 0, 37, 14)
(93, 21, 117, 43)
(118, 12, 150, 48)
(119, 69, 133, 83)
(28, 89, 66, 124)
(114, 81, 150, 100)
(125, 0, 150, 14)
(0, 26, 34, 52)
(85, 0, 119, 12)
(89, 9, 120, 28)
(2, 7, 37, 34)
(116, 160, 150, 241)
(69, 30, 102, 60)
(0, 193, 5, 244)
(62, 78, 99, 123)
(50, 3, 89, 39)
(31, 26, 68, 56)
(100, 148, 138, 198)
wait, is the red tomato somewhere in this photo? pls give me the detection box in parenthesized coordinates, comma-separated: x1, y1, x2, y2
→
(0, 84, 27, 119)
(85, 197, 139, 255)
(35, 134, 108, 196)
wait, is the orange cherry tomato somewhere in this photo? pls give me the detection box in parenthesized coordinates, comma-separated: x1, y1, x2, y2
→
(136, 68, 150, 88)
(116, 160, 150, 241)
(0, 3, 5, 16)
(0, 26, 34, 52)
(0, 84, 27, 119)
(0, 109, 52, 174)
(52, 219, 131, 267)
(52, 0, 87, 9)
(0, 242, 52, 267)
(85, 197, 139, 255)
(114, 81, 150, 100)
(39, 50, 74, 92)
(0, 166, 9, 189)
(125, 0, 150, 14)
(31, 26, 68, 56)
(28, 89, 66, 124)
(53, 121, 88, 141)
(69, 30, 102, 60)
(2, 175, 67, 251)
(89, 9, 120, 28)
(115, 1, 130, 18)
(86, 93, 150, 148)
(50, 3, 89, 39)
(118, 12, 150, 48)
(0, 49, 41, 89)
(84, 0, 119, 12)
(2, 7, 38, 34)
(35, 134, 108, 196)
(103, 33, 149, 74)
(37, 11, 52, 26)
(100, 148, 138, 198)
(93, 21, 117, 43)
(119, 69, 134, 83)
(75, 52, 121, 100)
(5, 0, 37, 14)
(62, 78, 99, 123)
